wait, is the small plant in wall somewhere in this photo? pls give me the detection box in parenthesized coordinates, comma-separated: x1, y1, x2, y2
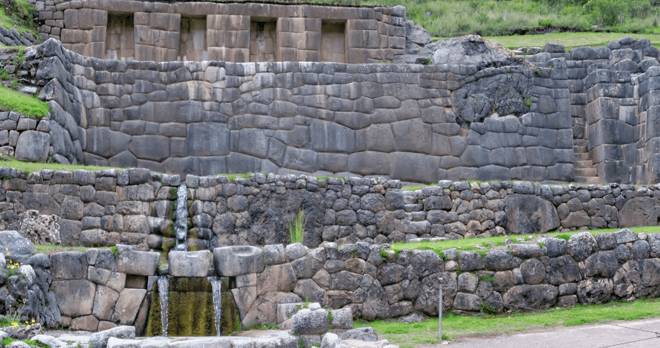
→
(289, 210, 306, 244)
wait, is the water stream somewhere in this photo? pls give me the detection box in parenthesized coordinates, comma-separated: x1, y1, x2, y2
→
(210, 277, 223, 336)
(157, 276, 169, 337)
(174, 183, 188, 251)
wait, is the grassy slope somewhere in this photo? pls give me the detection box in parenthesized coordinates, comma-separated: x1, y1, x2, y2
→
(0, 85, 49, 117)
(356, 298, 660, 347)
(484, 32, 660, 50)
(0, 2, 38, 37)
(390, 226, 660, 256)
(0, 155, 116, 174)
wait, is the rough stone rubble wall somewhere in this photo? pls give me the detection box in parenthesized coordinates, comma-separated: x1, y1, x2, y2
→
(11, 230, 660, 333)
(31, 39, 574, 183)
(2, 165, 659, 252)
(34, 0, 407, 64)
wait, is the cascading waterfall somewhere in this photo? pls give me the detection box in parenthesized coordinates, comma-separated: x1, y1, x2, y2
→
(210, 277, 223, 336)
(157, 276, 169, 337)
(174, 183, 188, 251)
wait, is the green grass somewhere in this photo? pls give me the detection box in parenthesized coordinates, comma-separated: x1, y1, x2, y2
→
(403, 183, 439, 192)
(0, 86, 50, 118)
(483, 32, 660, 51)
(0, 155, 116, 174)
(357, 298, 660, 348)
(215, 172, 256, 182)
(0, 0, 39, 38)
(34, 244, 86, 253)
(390, 226, 660, 257)
(2, 338, 49, 348)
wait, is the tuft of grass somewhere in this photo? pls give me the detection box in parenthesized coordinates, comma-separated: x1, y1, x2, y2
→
(215, 172, 254, 183)
(288, 210, 306, 244)
(108, 246, 118, 257)
(0, 86, 49, 118)
(356, 297, 660, 347)
(3, 338, 49, 348)
(402, 183, 439, 191)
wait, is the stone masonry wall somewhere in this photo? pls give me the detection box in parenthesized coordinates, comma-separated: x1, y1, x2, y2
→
(3, 165, 660, 252)
(34, 0, 407, 64)
(7, 230, 660, 333)
(30, 39, 574, 183)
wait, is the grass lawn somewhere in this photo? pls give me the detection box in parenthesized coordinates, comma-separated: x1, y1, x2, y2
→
(0, 85, 49, 118)
(390, 226, 660, 257)
(0, 0, 39, 38)
(481, 32, 660, 51)
(356, 298, 660, 347)
(0, 155, 116, 174)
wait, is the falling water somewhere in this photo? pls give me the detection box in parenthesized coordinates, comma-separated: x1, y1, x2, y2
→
(174, 183, 188, 251)
(210, 277, 223, 336)
(158, 276, 169, 337)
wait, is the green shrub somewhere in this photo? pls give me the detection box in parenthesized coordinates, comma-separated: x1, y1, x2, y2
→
(288, 210, 306, 244)
(583, 0, 626, 26)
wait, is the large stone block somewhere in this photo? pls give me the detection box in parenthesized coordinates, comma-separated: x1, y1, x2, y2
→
(110, 289, 147, 325)
(52, 279, 95, 317)
(392, 119, 432, 153)
(390, 152, 440, 183)
(504, 194, 560, 234)
(128, 135, 170, 161)
(214, 246, 264, 277)
(168, 250, 212, 277)
(117, 245, 159, 276)
(310, 120, 355, 153)
(51, 251, 87, 280)
(619, 197, 660, 228)
(187, 122, 229, 156)
(15, 131, 50, 162)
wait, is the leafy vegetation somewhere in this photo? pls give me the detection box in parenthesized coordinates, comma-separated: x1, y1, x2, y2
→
(486, 32, 660, 51)
(355, 298, 660, 347)
(0, 86, 50, 118)
(316, 0, 660, 38)
(289, 210, 306, 244)
(2, 338, 49, 348)
(0, 0, 39, 37)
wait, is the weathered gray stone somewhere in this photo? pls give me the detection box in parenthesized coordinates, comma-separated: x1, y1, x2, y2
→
(52, 279, 95, 316)
(291, 308, 330, 335)
(546, 255, 582, 285)
(340, 326, 377, 341)
(520, 258, 545, 284)
(567, 232, 598, 261)
(168, 250, 211, 277)
(485, 250, 519, 271)
(15, 131, 49, 162)
(117, 245, 159, 276)
(90, 326, 136, 348)
(110, 289, 147, 325)
(51, 251, 87, 280)
(214, 246, 264, 276)
(505, 194, 559, 234)
(503, 284, 558, 309)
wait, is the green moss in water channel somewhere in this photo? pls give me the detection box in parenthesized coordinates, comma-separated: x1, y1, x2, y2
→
(146, 277, 240, 337)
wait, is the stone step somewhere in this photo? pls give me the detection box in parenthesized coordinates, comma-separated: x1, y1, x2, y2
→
(575, 160, 593, 168)
(574, 152, 589, 161)
(575, 176, 602, 184)
(575, 167, 598, 177)
(574, 145, 587, 153)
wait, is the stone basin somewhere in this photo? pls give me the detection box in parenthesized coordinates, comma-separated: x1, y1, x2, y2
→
(213, 246, 264, 277)
(168, 250, 212, 277)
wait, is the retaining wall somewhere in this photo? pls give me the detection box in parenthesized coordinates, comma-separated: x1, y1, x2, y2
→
(3, 165, 660, 251)
(4, 231, 660, 333)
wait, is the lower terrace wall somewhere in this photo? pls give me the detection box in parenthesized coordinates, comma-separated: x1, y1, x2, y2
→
(4, 232, 660, 333)
(2, 166, 660, 251)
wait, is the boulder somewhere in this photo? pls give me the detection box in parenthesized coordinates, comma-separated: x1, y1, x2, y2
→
(291, 308, 330, 335)
(484, 250, 519, 270)
(321, 333, 344, 348)
(618, 197, 660, 227)
(577, 278, 612, 304)
(214, 246, 264, 277)
(458, 251, 484, 271)
(15, 131, 50, 162)
(412, 250, 443, 277)
(110, 289, 147, 325)
(340, 327, 378, 342)
(52, 279, 96, 316)
(520, 259, 545, 284)
(51, 251, 87, 280)
(116, 245, 159, 276)
(0, 230, 36, 261)
(90, 326, 136, 348)
(453, 292, 482, 311)
(168, 250, 211, 277)
(504, 195, 559, 234)
(584, 251, 618, 278)
(330, 308, 353, 329)
(613, 228, 637, 244)
(502, 284, 558, 310)
(428, 35, 525, 69)
(18, 210, 61, 245)
(567, 232, 598, 261)
(546, 255, 582, 285)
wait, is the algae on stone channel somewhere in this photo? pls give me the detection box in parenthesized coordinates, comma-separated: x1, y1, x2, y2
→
(146, 277, 240, 337)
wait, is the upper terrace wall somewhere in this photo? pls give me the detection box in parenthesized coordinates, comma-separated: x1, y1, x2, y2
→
(34, 0, 407, 64)
(34, 39, 574, 183)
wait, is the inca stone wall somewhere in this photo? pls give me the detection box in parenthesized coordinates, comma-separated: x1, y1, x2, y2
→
(34, 0, 407, 64)
(2, 166, 660, 252)
(31, 39, 574, 183)
(6, 231, 660, 333)
(527, 37, 660, 184)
